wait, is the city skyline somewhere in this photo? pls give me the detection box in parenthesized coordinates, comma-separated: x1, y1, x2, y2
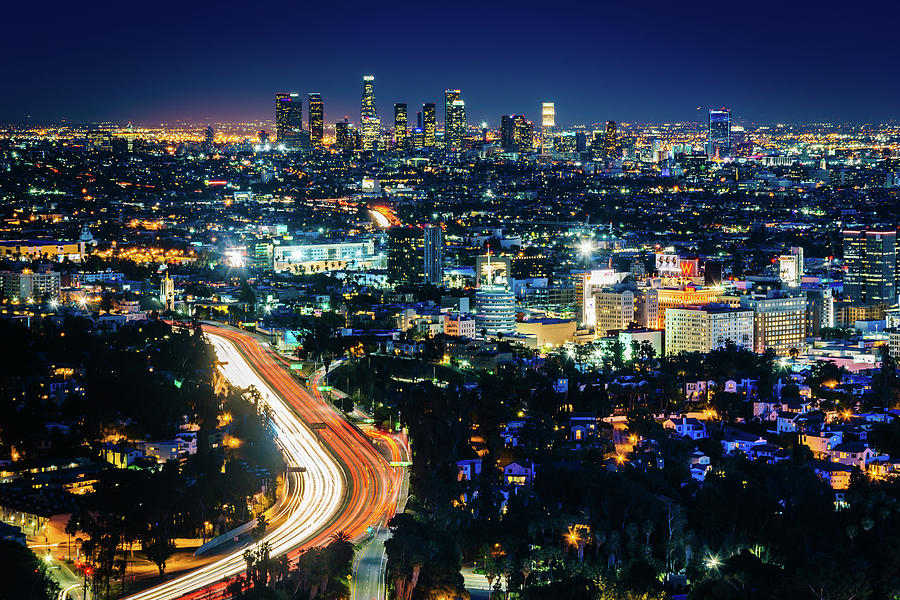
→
(4, 0, 899, 125)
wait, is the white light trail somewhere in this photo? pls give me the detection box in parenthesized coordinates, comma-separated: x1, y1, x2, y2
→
(125, 332, 345, 600)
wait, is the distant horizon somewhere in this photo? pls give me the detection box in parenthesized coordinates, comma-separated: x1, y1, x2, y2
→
(5, 0, 899, 126)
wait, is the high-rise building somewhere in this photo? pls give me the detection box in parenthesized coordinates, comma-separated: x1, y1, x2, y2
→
(275, 92, 302, 147)
(0, 270, 61, 302)
(423, 225, 443, 285)
(308, 93, 324, 146)
(604, 121, 617, 158)
(387, 227, 421, 285)
(422, 103, 436, 147)
(593, 288, 658, 337)
(474, 257, 516, 338)
(664, 304, 754, 356)
(203, 125, 215, 149)
(778, 246, 804, 287)
(740, 291, 807, 356)
(541, 102, 555, 154)
(444, 90, 465, 150)
(843, 229, 898, 304)
(360, 75, 380, 150)
(707, 109, 732, 158)
(500, 115, 533, 152)
(394, 103, 408, 149)
(335, 119, 359, 151)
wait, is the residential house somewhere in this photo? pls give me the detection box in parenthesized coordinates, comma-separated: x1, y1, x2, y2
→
(663, 417, 709, 441)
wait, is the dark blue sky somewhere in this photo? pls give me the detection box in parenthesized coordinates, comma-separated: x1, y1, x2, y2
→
(5, 0, 898, 126)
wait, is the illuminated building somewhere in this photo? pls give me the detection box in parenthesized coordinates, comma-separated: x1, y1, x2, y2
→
(159, 272, 175, 311)
(0, 270, 60, 302)
(422, 103, 436, 147)
(500, 115, 532, 152)
(257, 130, 270, 145)
(778, 246, 804, 287)
(204, 125, 214, 149)
(444, 313, 476, 338)
(475, 279, 517, 340)
(394, 103, 408, 149)
(541, 102, 555, 154)
(604, 120, 617, 158)
(308, 93, 324, 146)
(387, 227, 423, 285)
(590, 130, 604, 154)
(843, 229, 897, 304)
(806, 287, 834, 337)
(740, 291, 807, 356)
(665, 304, 754, 356)
(335, 119, 359, 151)
(575, 270, 628, 325)
(707, 108, 732, 158)
(655, 287, 733, 328)
(0, 239, 86, 262)
(273, 240, 376, 273)
(593, 288, 658, 337)
(360, 75, 380, 150)
(423, 225, 444, 285)
(275, 92, 302, 147)
(444, 90, 465, 150)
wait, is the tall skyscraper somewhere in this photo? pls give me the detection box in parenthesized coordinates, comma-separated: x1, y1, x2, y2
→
(394, 103, 408, 149)
(604, 121, 617, 158)
(444, 90, 465, 150)
(843, 228, 898, 304)
(360, 75, 380, 150)
(474, 255, 516, 338)
(387, 226, 422, 285)
(501, 115, 532, 152)
(707, 108, 732, 158)
(204, 125, 215, 150)
(335, 118, 359, 151)
(423, 225, 444, 285)
(275, 92, 302, 147)
(541, 102, 555, 154)
(308, 93, 324, 146)
(422, 103, 436, 147)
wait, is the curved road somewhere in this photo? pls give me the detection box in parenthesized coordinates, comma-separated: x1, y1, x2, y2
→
(125, 325, 405, 600)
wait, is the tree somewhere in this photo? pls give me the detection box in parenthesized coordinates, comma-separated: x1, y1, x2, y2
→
(143, 529, 175, 578)
(0, 539, 60, 600)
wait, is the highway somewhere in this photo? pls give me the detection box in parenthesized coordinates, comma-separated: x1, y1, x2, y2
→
(124, 326, 406, 600)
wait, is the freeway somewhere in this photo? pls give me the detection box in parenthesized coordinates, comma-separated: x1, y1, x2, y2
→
(125, 325, 406, 600)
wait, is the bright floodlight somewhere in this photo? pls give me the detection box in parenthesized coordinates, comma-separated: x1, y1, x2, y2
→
(577, 239, 594, 257)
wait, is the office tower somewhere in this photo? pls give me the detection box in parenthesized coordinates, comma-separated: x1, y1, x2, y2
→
(778, 246, 804, 287)
(604, 121, 617, 158)
(740, 291, 807, 355)
(474, 256, 517, 338)
(360, 75, 380, 150)
(575, 131, 587, 152)
(541, 102, 555, 154)
(806, 287, 835, 337)
(593, 288, 658, 337)
(843, 228, 898, 304)
(204, 125, 214, 149)
(664, 304, 754, 356)
(394, 103, 408, 149)
(500, 115, 532, 152)
(275, 92, 302, 147)
(444, 90, 465, 150)
(707, 108, 732, 158)
(335, 119, 359, 151)
(516, 118, 534, 153)
(422, 103, 436, 147)
(591, 130, 604, 154)
(387, 226, 422, 285)
(308, 93, 324, 146)
(411, 127, 425, 149)
(423, 225, 443, 284)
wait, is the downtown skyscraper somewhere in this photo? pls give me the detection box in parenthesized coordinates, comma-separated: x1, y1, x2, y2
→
(360, 75, 380, 150)
(422, 103, 436, 147)
(444, 89, 466, 150)
(394, 103, 408, 149)
(707, 108, 732, 158)
(843, 228, 898, 304)
(308, 93, 324, 147)
(275, 92, 302, 147)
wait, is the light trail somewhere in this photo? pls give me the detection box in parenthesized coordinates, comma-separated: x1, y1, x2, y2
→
(125, 326, 406, 600)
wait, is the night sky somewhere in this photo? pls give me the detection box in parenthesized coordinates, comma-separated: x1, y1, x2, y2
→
(5, 0, 898, 126)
